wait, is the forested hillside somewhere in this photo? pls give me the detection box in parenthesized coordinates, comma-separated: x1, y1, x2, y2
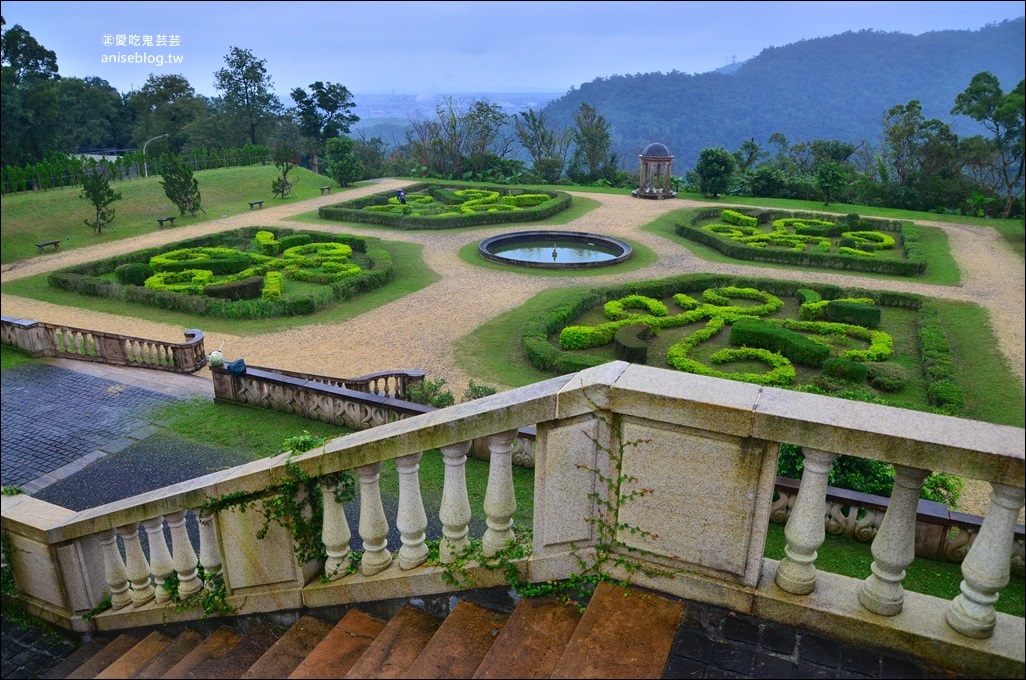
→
(539, 18, 1025, 168)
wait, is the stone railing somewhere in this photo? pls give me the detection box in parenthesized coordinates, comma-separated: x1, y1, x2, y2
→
(211, 364, 537, 467)
(244, 365, 427, 400)
(1, 362, 1023, 677)
(771, 478, 1026, 575)
(0, 315, 206, 374)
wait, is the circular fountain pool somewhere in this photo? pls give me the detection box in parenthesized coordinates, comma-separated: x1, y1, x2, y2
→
(478, 231, 633, 269)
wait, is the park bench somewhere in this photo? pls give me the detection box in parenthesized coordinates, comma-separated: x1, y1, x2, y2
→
(36, 240, 61, 255)
(249, 200, 264, 209)
(157, 216, 176, 228)
(320, 185, 332, 195)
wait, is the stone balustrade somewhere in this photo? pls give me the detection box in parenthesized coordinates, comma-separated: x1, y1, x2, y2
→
(244, 364, 427, 400)
(2, 362, 1023, 677)
(0, 315, 206, 373)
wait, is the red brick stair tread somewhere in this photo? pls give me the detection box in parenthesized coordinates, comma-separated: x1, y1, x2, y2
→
(198, 622, 282, 679)
(159, 625, 241, 679)
(550, 581, 685, 679)
(65, 634, 139, 679)
(287, 609, 386, 679)
(402, 601, 509, 679)
(343, 604, 442, 679)
(473, 596, 583, 679)
(95, 631, 172, 679)
(41, 638, 110, 680)
(241, 615, 334, 679)
(131, 630, 204, 678)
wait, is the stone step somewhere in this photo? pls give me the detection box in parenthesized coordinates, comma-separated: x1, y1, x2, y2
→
(196, 622, 282, 679)
(95, 631, 172, 679)
(240, 615, 334, 679)
(287, 609, 387, 679)
(41, 638, 110, 680)
(402, 600, 510, 679)
(132, 630, 205, 679)
(550, 581, 686, 679)
(343, 604, 443, 679)
(65, 634, 139, 679)
(473, 596, 584, 679)
(158, 625, 241, 679)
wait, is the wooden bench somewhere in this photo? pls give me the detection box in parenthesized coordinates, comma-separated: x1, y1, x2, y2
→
(249, 200, 264, 209)
(157, 216, 176, 228)
(36, 240, 61, 255)
(319, 185, 332, 195)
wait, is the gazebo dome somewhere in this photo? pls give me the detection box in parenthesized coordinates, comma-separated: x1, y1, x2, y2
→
(641, 142, 672, 158)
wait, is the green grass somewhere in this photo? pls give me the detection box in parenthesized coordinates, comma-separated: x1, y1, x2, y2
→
(285, 194, 605, 231)
(455, 236, 659, 278)
(0, 166, 353, 264)
(933, 300, 1025, 427)
(454, 287, 591, 389)
(0, 238, 439, 337)
(763, 522, 1024, 618)
(639, 209, 963, 286)
(0, 345, 34, 370)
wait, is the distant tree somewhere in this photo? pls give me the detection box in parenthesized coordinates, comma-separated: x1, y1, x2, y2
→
(405, 96, 511, 179)
(1, 16, 60, 165)
(513, 108, 571, 183)
(291, 81, 360, 173)
(352, 133, 390, 179)
(568, 103, 616, 183)
(815, 160, 848, 205)
(127, 74, 207, 152)
(159, 155, 202, 216)
(951, 71, 1025, 218)
(694, 147, 737, 197)
(80, 160, 122, 234)
(324, 136, 363, 187)
(271, 142, 300, 198)
(733, 138, 767, 173)
(55, 77, 133, 152)
(214, 47, 282, 145)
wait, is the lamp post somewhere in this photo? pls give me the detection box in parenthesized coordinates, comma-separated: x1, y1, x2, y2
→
(142, 133, 169, 178)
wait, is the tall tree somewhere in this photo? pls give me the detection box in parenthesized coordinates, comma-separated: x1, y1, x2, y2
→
(815, 160, 848, 206)
(951, 72, 1025, 218)
(568, 103, 615, 183)
(324, 136, 363, 188)
(513, 108, 570, 183)
(694, 146, 737, 198)
(214, 47, 282, 145)
(1, 16, 61, 165)
(128, 74, 207, 152)
(291, 81, 359, 173)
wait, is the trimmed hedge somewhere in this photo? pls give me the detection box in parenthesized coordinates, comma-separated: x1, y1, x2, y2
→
(45, 227, 391, 320)
(613, 324, 652, 364)
(825, 300, 882, 328)
(730, 316, 830, 368)
(318, 182, 572, 230)
(677, 209, 926, 276)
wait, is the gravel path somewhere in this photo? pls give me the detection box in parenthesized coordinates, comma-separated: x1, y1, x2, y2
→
(2, 182, 1022, 515)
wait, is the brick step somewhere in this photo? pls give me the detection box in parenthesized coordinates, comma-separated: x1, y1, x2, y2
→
(551, 580, 686, 679)
(54, 582, 687, 679)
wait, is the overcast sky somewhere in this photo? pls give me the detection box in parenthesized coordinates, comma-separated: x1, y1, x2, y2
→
(3, 1, 1024, 98)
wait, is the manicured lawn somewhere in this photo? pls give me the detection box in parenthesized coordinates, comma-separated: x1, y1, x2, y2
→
(640, 209, 963, 286)
(0, 238, 438, 337)
(0, 166, 350, 264)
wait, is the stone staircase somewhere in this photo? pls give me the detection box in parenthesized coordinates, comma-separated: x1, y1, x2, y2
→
(41, 581, 686, 679)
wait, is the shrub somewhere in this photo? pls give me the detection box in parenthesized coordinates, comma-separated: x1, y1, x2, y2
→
(115, 263, 154, 286)
(406, 377, 455, 408)
(463, 381, 497, 401)
(729, 316, 830, 368)
(613, 324, 652, 364)
(204, 276, 264, 301)
(821, 357, 868, 383)
(825, 300, 881, 328)
(866, 363, 908, 392)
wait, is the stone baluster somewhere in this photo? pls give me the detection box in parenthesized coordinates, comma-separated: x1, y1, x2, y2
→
(396, 452, 429, 570)
(439, 441, 472, 564)
(117, 523, 155, 606)
(321, 478, 352, 580)
(356, 463, 392, 575)
(97, 529, 133, 610)
(775, 447, 838, 595)
(166, 510, 202, 597)
(946, 483, 1026, 639)
(859, 465, 929, 615)
(482, 430, 519, 557)
(197, 508, 223, 590)
(141, 517, 174, 604)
